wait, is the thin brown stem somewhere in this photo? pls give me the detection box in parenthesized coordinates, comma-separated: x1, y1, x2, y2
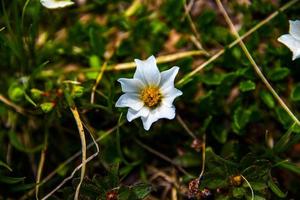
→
(215, 0, 300, 126)
(90, 62, 107, 104)
(0, 94, 26, 115)
(70, 106, 86, 200)
(134, 139, 193, 177)
(198, 134, 206, 180)
(176, 115, 197, 139)
(177, 0, 299, 86)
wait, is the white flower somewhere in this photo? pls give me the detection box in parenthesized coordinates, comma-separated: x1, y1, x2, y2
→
(40, 0, 74, 9)
(278, 20, 300, 60)
(115, 55, 183, 131)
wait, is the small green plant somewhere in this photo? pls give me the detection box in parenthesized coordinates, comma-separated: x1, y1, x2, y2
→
(0, 0, 300, 199)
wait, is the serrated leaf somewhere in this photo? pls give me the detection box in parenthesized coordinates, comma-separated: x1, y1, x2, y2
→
(239, 80, 256, 92)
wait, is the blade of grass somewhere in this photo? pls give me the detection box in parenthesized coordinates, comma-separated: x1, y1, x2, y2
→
(0, 94, 26, 115)
(90, 62, 107, 104)
(40, 115, 101, 200)
(134, 138, 193, 178)
(106, 50, 207, 71)
(176, 115, 197, 139)
(177, 0, 299, 86)
(183, 0, 206, 52)
(241, 174, 254, 200)
(33, 122, 123, 200)
(215, 0, 300, 127)
(21, 0, 31, 28)
(35, 144, 47, 200)
(70, 105, 86, 200)
(198, 134, 206, 180)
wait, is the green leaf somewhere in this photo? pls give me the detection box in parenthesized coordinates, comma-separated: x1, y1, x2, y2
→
(40, 102, 55, 113)
(0, 175, 25, 184)
(273, 123, 296, 153)
(291, 83, 300, 101)
(131, 183, 151, 199)
(212, 125, 228, 143)
(174, 153, 200, 167)
(206, 179, 228, 189)
(268, 178, 286, 198)
(72, 85, 84, 98)
(260, 90, 275, 108)
(11, 183, 36, 192)
(249, 182, 267, 191)
(201, 73, 225, 85)
(233, 107, 251, 132)
(269, 67, 290, 81)
(0, 160, 12, 171)
(8, 83, 24, 102)
(253, 195, 266, 200)
(275, 107, 293, 127)
(276, 161, 300, 175)
(239, 80, 256, 92)
(232, 187, 246, 198)
(30, 88, 44, 100)
(24, 92, 37, 107)
(9, 131, 43, 153)
(201, 115, 212, 133)
(87, 55, 101, 79)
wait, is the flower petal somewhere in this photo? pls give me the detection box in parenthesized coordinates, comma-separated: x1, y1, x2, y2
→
(115, 93, 143, 111)
(134, 55, 161, 86)
(162, 88, 183, 107)
(289, 20, 300, 40)
(40, 0, 74, 9)
(156, 105, 176, 120)
(118, 78, 144, 93)
(159, 66, 180, 92)
(278, 34, 300, 60)
(127, 107, 150, 122)
(141, 111, 158, 131)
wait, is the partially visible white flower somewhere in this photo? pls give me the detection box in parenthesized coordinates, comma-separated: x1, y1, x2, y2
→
(40, 0, 74, 9)
(278, 20, 300, 60)
(115, 55, 182, 131)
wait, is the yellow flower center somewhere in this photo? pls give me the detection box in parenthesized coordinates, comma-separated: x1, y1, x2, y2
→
(140, 86, 162, 108)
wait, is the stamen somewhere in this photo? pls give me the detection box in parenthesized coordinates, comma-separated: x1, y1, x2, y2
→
(140, 86, 162, 108)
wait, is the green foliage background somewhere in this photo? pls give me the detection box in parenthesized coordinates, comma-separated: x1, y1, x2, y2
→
(1, 0, 300, 199)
